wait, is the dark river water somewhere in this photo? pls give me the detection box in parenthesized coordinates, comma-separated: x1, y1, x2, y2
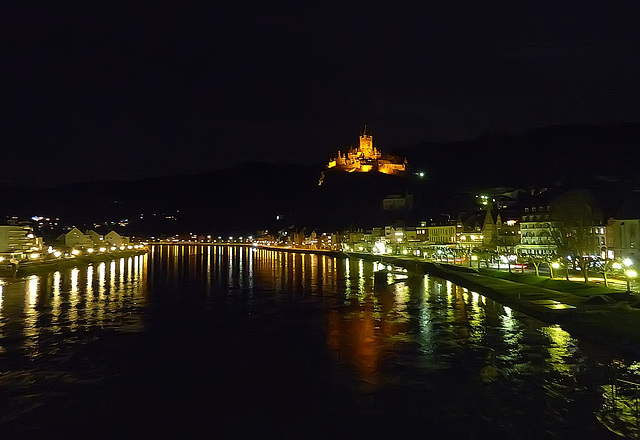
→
(1, 245, 639, 439)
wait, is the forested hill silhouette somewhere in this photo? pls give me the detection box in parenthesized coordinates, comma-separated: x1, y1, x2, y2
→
(399, 121, 640, 188)
(1, 122, 639, 236)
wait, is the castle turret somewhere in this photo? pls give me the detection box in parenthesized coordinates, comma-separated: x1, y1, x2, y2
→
(359, 126, 374, 158)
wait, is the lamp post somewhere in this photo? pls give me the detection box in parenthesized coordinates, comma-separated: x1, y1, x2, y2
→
(625, 269, 637, 292)
(613, 259, 635, 292)
(551, 261, 560, 279)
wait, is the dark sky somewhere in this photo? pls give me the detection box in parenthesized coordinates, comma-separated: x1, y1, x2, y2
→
(3, 3, 640, 186)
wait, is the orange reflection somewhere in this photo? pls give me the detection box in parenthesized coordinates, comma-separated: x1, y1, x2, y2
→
(328, 296, 383, 391)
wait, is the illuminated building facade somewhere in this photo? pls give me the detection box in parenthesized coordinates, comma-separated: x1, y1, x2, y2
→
(606, 219, 639, 259)
(326, 128, 406, 175)
(0, 225, 43, 260)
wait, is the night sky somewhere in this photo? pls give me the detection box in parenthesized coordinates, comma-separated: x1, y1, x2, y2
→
(4, 3, 640, 187)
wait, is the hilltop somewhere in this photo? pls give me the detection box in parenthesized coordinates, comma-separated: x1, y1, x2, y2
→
(1, 122, 639, 236)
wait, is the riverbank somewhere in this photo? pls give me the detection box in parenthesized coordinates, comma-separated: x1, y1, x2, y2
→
(350, 252, 640, 356)
(3, 249, 149, 279)
(258, 245, 344, 258)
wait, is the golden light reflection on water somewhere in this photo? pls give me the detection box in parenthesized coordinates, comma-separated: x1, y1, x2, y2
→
(467, 290, 485, 344)
(500, 306, 522, 346)
(52, 271, 61, 333)
(69, 268, 79, 331)
(0, 255, 149, 357)
(24, 275, 39, 358)
(540, 324, 577, 376)
(110, 260, 116, 291)
(344, 257, 351, 296)
(86, 265, 95, 325)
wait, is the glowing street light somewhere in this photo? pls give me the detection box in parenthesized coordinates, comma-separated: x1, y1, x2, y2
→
(625, 269, 637, 292)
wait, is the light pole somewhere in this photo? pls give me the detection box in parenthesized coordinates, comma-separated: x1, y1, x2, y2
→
(613, 259, 636, 292)
(551, 261, 560, 279)
(625, 269, 637, 292)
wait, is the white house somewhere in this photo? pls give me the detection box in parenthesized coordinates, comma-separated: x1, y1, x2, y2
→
(86, 230, 104, 246)
(104, 230, 129, 247)
(60, 227, 94, 249)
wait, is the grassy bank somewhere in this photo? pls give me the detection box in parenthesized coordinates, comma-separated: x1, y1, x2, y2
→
(476, 268, 621, 297)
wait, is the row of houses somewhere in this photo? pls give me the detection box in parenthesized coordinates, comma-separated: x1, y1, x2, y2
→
(58, 227, 130, 250)
(256, 187, 640, 262)
(0, 225, 131, 262)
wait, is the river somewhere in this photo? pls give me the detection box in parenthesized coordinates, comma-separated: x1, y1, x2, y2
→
(0, 245, 638, 438)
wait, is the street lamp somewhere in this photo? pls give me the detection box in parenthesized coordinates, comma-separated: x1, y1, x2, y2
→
(625, 269, 637, 292)
(613, 260, 636, 292)
(551, 261, 560, 278)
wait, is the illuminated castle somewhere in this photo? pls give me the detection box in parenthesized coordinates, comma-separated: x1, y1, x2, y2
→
(326, 127, 406, 175)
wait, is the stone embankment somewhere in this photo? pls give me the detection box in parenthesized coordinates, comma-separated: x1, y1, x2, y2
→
(3, 249, 149, 279)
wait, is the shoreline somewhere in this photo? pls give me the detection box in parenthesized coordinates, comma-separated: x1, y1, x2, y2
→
(1, 249, 149, 280)
(258, 246, 640, 356)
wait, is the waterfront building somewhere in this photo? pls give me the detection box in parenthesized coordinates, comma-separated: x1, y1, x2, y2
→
(605, 218, 640, 260)
(60, 227, 94, 250)
(515, 205, 560, 257)
(0, 225, 42, 260)
(415, 224, 457, 245)
(86, 230, 104, 246)
(104, 230, 129, 248)
(481, 205, 520, 253)
(325, 127, 406, 176)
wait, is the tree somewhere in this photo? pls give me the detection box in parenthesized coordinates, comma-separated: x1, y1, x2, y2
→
(527, 255, 546, 277)
(547, 189, 604, 283)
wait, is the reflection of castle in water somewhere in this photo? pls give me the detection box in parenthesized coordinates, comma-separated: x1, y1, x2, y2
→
(326, 127, 406, 175)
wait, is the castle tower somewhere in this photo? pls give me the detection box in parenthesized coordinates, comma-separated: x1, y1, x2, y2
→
(359, 126, 374, 158)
